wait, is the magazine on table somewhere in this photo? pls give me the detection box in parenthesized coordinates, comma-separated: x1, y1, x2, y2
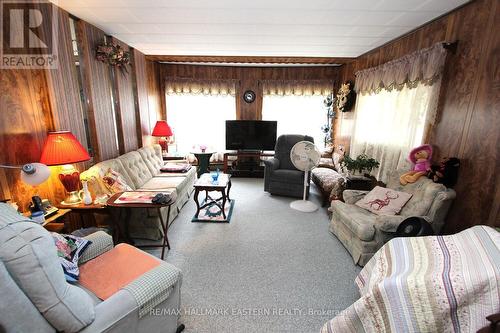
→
(114, 191, 171, 204)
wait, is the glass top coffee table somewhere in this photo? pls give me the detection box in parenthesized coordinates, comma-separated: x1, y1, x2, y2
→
(193, 173, 232, 220)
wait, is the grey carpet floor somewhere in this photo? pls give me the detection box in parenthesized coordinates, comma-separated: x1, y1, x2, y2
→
(147, 178, 361, 333)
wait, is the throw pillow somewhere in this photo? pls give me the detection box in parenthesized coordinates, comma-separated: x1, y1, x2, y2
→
(355, 186, 412, 215)
(52, 233, 92, 282)
(101, 168, 132, 193)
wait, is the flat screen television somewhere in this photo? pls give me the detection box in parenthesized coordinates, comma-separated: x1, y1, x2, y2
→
(225, 120, 277, 151)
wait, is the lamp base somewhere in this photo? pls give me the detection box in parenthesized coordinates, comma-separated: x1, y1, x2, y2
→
(60, 191, 82, 205)
(290, 200, 318, 212)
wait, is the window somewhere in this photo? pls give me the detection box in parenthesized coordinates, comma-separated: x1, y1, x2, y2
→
(262, 95, 327, 149)
(165, 93, 236, 155)
(350, 84, 435, 181)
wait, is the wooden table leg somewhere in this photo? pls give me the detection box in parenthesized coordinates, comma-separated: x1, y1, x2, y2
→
(194, 187, 201, 218)
(227, 179, 232, 201)
(221, 188, 227, 219)
(159, 206, 171, 260)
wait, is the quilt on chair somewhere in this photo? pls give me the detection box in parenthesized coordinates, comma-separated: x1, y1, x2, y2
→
(322, 225, 499, 332)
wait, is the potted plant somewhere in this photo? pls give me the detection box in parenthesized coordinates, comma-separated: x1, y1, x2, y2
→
(341, 154, 380, 176)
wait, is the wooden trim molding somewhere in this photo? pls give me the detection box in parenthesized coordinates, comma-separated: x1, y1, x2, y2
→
(146, 55, 353, 65)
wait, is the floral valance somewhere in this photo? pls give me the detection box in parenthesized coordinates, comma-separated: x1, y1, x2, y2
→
(261, 80, 334, 96)
(165, 78, 237, 96)
(355, 43, 448, 94)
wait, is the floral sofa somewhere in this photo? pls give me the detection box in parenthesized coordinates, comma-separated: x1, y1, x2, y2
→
(329, 169, 456, 266)
(81, 144, 196, 240)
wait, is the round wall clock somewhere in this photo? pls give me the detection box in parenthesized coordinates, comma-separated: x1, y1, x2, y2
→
(243, 90, 256, 103)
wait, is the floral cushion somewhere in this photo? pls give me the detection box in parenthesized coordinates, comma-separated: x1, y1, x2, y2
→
(101, 168, 133, 193)
(51, 233, 91, 282)
(355, 186, 412, 215)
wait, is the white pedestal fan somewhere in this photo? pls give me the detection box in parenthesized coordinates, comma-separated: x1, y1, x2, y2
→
(289, 141, 321, 212)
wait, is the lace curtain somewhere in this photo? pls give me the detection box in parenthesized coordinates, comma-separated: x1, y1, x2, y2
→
(261, 80, 334, 96)
(350, 43, 448, 182)
(165, 78, 237, 96)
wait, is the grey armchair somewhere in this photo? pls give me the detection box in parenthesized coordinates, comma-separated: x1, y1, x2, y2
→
(329, 169, 456, 266)
(0, 203, 182, 333)
(264, 134, 314, 198)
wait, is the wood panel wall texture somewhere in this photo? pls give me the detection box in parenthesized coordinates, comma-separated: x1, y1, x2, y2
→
(160, 65, 341, 120)
(0, 4, 157, 211)
(336, 0, 499, 232)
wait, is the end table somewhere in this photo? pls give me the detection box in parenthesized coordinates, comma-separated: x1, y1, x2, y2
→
(191, 151, 214, 177)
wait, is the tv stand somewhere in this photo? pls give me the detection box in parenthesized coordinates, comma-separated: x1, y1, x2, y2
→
(223, 151, 274, 178)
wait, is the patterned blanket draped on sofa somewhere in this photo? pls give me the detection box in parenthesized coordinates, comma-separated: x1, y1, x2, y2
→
(322, 225, 500, 332)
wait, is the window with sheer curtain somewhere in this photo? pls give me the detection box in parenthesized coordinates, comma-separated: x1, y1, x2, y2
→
(166, 93, 236, 156)
(262, 95, 327, 149)
(350, 43, 447, 182)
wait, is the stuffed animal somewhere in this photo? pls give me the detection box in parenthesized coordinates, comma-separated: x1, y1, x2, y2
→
(400, 144, 433, 185)
(428, 157, 460, 188)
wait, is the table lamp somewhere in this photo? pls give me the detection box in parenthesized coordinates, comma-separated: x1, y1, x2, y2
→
(40, 131, 90, 205)
(152, 120, 173, 155)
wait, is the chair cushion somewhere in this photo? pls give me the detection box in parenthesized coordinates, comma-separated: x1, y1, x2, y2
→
(118, 151, 154, 189)
(81, 158, 136, 194)
(139, 176, 186, 192)
(270, 169, 304, 184)
(0, 203, 95, 332)
(311, 167, 343, 192)
(331, 201, 376, 241)
(137, 145, 164, 176)
(355, 186, 412, 216)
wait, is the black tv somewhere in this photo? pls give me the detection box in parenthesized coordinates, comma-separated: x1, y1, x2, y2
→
(225, 120, 277, 151)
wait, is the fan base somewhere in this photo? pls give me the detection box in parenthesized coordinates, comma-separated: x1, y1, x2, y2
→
(290, 200, 318, 212)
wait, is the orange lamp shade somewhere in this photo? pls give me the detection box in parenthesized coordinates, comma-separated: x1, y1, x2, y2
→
(152, 120, 173, 137)
(40, 131, 90, 166)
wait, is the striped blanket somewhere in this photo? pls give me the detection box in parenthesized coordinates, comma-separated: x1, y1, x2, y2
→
(322, 225, 500, 332)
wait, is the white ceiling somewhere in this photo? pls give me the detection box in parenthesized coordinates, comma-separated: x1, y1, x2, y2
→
(52, 0, 469, 58)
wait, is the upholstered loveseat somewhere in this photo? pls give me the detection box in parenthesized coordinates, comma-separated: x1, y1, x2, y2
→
(81, 144, 196, 240)
(329, 169, 456, 266)
(0, 203, 182, 333)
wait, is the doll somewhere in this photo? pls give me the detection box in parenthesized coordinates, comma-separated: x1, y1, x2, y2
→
(400, 144, 433, 185)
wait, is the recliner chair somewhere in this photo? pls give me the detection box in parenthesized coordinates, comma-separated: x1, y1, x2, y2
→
(263, 134, 314, 198)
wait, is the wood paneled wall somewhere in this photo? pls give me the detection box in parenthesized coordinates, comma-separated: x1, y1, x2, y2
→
(336, 0, 499, 232)
(75, 20, 119, 161)
(0, 4, 158, 210)
(160, 64, 341, 120)
(111, 37, 140, 153)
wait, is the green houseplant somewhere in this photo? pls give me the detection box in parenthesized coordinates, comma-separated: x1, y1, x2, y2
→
(342, 154, 380, 175)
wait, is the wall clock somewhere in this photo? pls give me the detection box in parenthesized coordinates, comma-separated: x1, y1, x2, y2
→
(243, 90, 256, 103)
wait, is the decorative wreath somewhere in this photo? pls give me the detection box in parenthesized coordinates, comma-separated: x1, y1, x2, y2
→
(96, 43, 131, 72)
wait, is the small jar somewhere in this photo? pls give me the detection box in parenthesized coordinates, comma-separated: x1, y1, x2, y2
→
(31, 211, 45, 225)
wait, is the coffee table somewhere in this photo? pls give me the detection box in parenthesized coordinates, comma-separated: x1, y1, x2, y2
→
(107, 191, 177, 260)
(193, 173, 232, 220)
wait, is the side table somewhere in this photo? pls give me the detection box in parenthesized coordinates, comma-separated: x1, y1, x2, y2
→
(58, 202, 108, 230)
(193, 173, 232, 220)
(191, 151, 214, 177)
(107, 192, 177, 260)
(24, 209, 71, 232)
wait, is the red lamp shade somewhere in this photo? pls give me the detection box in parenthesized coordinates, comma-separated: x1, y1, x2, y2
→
(40, 131, 90, 166)
(152, 120, 173, 137)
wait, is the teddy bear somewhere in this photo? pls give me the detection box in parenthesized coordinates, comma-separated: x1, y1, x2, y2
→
(400, 144, 433, 185)
(428, 157, 460, 188)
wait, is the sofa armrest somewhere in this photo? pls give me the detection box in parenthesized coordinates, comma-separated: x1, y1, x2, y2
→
(342, 190, 369, 204)
(122, 263, 181, 317)
(79, 231, 114, 265)
(263, 157, 279, 171)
